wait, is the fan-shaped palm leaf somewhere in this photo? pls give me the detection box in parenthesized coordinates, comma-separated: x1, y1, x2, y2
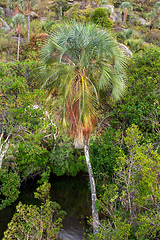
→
(40, 22, 127, 146)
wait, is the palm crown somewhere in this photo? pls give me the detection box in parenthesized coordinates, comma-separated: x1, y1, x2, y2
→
(119, 2, 133, 12)
(11, 13, 26, 33)
(40, 22, 127, 147)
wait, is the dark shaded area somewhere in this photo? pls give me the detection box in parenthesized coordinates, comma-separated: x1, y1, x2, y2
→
(0, 173, 91, 240)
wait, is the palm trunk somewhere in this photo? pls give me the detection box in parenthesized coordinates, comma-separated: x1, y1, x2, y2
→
(27, 13, 30, 42)
(123, 8, 128, 24)
(17, 33, 20, 61)
(84, 138, 100, 234)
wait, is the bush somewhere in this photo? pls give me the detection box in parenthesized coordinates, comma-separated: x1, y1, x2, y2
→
(0, 168, 21, 210)
(90, 127, 121, 192)
(110, 47, 160, 145)
(2, 182, 66, 240)
(88, 125, 160, 240)
(91, 7, 112, 28)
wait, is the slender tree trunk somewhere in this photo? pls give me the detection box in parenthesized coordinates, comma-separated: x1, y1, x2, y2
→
(84, 138, 100, 234)
(27, 13, 30, 42)
(0, 141, 10, 168)
(17, 33, 20, 61)
(59, 6, 62, 21)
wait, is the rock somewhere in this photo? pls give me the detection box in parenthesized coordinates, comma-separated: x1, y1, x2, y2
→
(30, 12, 38, 19)
(4, 8, 12, 18)
(113, 26, 124, 32)
(110, 12, 122, 22)
(136, 17, 147, 26)
(129, 17, 136, 24)
(99, 4, 114, 14)
(41, 17, 47, 21)
(118, 43, 133, 57)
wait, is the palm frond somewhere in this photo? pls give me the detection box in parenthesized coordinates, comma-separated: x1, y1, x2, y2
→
(40, 22, 128, 147)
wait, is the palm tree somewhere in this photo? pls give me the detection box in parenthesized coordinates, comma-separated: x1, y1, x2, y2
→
(146, 12, 155, 30)
(120, 2, 133, 24)
(153, 2, 160, 23)
(11, 13, 26, 61)
(18, 0, 39, 41)
(40, 22, 127, 234)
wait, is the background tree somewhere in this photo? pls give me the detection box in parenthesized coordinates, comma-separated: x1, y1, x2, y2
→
(40, 22, 127, 234)
(119, 2, 133, 24)
(18, 0, 39, 41)
(54, 0, 68, 21)
(0, 61, 48, 171)
(88, 125, 160, 240)
(11, 13, 26, 61)
(153, 1, 160, 23)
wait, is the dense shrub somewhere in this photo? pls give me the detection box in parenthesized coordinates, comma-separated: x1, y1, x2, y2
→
(90, 127, 121, 192)
(91, 7, 112, 28)
(109, 47, 160, 145)
(88, 125, 160, 239)
(2, 182, 66, 240)
(0, 168, 21, 210)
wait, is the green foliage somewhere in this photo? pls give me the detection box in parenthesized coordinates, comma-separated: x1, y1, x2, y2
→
(116, 28, 134, 43)
(18, 0, 39, 12)
(50, 136, 86, 176)
(51, 0, 68, 19)
(0, 61, 41, 89)
(116, 28, 144, 52)
(144, 29, 160, 47)
(98, 0, 108, 6)
(11, 13, 26, 30)
(2, 182, 66, 240)
(90, 127, 121, 191)
(153, 1, 160, 18)
(0, 61, 52, 179)
(91, 7, 113, 28)
(125, 38, 144, 52)
(111, 47, 160, 144)
(89, 124, 160, 239)
(119, 2, 133, 13)
(0, 7, 5, 18)
(64, 3, 90, 22)
(0, 167, 21, 210)
(113, 0, 121, 8)
(34, 181, 51, 202)
(41, 20, 55, 32)
(15, 142, 50, 179)
(40, 22, 127, 149)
